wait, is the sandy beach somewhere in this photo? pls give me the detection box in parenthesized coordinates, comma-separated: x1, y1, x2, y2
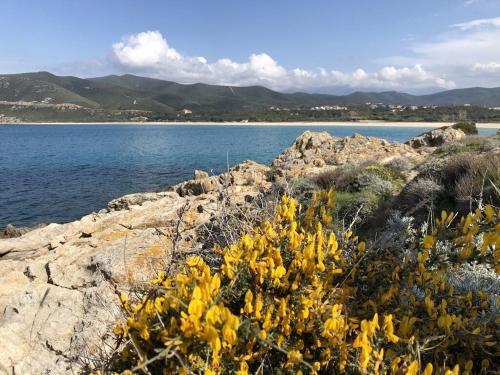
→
(5, 121, 500, 128)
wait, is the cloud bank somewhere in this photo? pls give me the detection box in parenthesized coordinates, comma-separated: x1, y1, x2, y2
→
(399, 16, 500, 88)
(111, 31, 454, 92)
(110, 15, 500, 93)
(409, 17, 500, 69)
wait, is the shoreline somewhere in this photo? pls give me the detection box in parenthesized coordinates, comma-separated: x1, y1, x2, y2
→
(2, 121, 500, 128)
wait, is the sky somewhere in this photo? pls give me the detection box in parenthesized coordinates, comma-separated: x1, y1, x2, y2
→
(1, 0, 500, 94)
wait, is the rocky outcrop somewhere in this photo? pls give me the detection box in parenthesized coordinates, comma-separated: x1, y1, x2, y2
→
(273, 131, 425, 178)
(0, 114, 21, 123)
(107, 191, 173, 211)
(0, 161, 271, 375)
(406, 126, 466, 148)
(0, 130, 448, 374)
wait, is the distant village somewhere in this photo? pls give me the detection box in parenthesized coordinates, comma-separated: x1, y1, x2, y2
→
(268, 102, 500, 112)
(2, 97, 500, 123)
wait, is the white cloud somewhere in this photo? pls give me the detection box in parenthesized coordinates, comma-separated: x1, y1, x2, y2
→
(452, 16, 500, 30)
(410, 24, 500, 68)
(473, 61, 500, 72)
(464, 0, 477, 6)
(379, 16, 500, 87)
(112, 31, 181, 69)
(111, 30, 454, 92)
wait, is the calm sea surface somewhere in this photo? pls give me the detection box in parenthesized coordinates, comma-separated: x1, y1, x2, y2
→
(0, 124, 497, 227)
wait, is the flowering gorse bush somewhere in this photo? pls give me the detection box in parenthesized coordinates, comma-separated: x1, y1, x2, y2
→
(110, 190, 499, 374)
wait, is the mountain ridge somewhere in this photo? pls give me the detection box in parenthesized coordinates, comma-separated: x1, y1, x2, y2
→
(2, 72, 500, 122)
(2, 71, 500, 107)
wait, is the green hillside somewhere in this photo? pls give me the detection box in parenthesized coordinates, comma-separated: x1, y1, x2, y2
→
(1, 71, 500, 122)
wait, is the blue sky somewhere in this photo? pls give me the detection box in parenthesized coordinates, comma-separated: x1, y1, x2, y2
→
(1, 0, 500, 93)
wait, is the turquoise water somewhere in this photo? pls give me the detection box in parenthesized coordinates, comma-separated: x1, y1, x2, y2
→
(0, 124, 497, 227)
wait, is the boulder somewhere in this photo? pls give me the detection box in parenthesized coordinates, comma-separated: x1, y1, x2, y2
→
(406, 126, 466, 148)
(177, 176, 219, 196)
(193, 169, 210, 180)
(2, 224, 30, 238)
(273, 131, 423, 178)
(108, 191, 174, 211)
(229, 160, 270, 187)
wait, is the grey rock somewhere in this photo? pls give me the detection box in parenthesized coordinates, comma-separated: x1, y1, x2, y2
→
(273, 131, 423, 178)
(193, 169, 210, 180)
(0, 159, 272, 374)
(1, 223, 47, 239)
(108, 191, 175, 211)
(406, 126, 466, 148)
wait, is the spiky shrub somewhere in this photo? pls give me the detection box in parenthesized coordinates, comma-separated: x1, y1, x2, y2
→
(441, 152, 500, 207)
(384, 157, 414, 180)
(110, 190, 499, 375)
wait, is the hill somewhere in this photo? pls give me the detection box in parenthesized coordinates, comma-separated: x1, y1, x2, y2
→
(1, 72, 500, 122)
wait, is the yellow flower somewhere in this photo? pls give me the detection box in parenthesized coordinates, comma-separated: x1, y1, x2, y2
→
(206, 305, 221, 325)
(358, 241, 366, 252)
(210, 274, 221, 293)
(422, 235, 435, 249)
(255, 293, 264, 319)
(188, 299, 204, 319)
(406, 360, 419, 375)
(273, 265, 286, 279)
(399, 316, 417, 338)
(243, 290, 253, 314)
(286, 350, 303, 365)
(360, 314, 378, 337)
(204, 324, 221, 350)
(235, 361, 249, 375)
(383, 314, 399, 343)
(485, 205, 494, 221)
(186, 256, 204, 267)
(353, 332, 371, 368)
(444, 364, 460, 375)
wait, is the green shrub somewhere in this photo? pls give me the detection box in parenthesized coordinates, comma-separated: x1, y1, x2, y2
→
(445, 153, 500, 205)
(407, 152, 500, 218)
(384, 157, 415, 179)
(313, 162, 401, 195)
(436, 136, 500, 155)
(452, 121, 478, 135)
(109, 190, 500, 375)
(333, 190, 380, 229)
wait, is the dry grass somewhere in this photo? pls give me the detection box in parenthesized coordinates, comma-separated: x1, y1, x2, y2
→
(441, 152, 500, 207)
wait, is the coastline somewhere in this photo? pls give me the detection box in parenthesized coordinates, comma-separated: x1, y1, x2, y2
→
(3, 121, 500, 128)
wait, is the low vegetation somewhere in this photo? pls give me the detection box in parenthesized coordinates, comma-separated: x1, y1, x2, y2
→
(435, 135, 500, 156)
(85, 132, 500, 374)
(107, 187, 499, 374)
(400, 151, 500, 222)
(451, 121, 478, 135)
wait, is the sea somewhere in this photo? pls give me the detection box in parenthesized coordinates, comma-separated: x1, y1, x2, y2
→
(0, 124, 498, 228)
